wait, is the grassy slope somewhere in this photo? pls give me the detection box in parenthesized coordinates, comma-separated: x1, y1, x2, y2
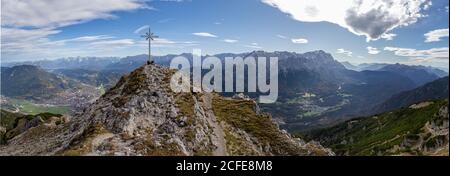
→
(0, 109, 63, 144)
(212, 96, 311, 155)
(306, 100, 448, 156)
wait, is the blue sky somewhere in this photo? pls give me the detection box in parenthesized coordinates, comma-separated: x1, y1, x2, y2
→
(1, 0, 449, 68)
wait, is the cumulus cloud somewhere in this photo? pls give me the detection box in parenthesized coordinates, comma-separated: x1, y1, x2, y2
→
(367, 46, 380, 54)
(262, 0, 430, 41)
(291, 38, 309, 44)
(424, 28, 449, 42)
(192, 32, 218, 38)
(336, 48, 353, 57)
(384, 47, 449, 61)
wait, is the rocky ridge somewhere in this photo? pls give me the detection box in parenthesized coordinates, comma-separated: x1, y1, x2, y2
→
(0, 64, 333, 156)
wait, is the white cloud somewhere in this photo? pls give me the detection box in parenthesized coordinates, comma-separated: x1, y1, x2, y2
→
(2, 0, 147, 28)
(423, 1, 432, 10)
(380, 33, 397, 40)
(134, 25, 150, 34)
(367, 46, 380, 54)
(243, 43, 262, 49)
(277, 34, 287, 39)
(1, 0, 148, 60)
(395, 48, 449, 67)
(262, 0, 430, 42)
(336, 48, 353, 57)
(192, 32, 218, 38)
(1, 27, 62, 57)
(384, 47, 449, 61)
(89, 39, 135, 48)
(48, 35, 115, 46)
(291, 38, 308, 44)
(137, 38, 198, 48)
(1, 30, 125, 61)
(223, 39, 238, 43)
(70, 35, 114, 42)
(0, 28, 116, 61)
(424, 29, 449, 42)
(90, 37, 197, 50)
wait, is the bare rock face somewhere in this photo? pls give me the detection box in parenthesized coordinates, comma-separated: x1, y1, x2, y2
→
(0, 64, 333, 156)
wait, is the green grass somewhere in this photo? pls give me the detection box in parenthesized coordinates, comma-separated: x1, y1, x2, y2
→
(306, 100, 448, 156)
(1, 109, 63, 144)
(9, 99, 71, 115)
(302, 111, 321, 117)
(212, 96, 308, 155)
(60, 125, 108, 156)
(98, 84, 106, 95)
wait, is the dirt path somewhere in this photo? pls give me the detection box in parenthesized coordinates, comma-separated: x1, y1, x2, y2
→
(201, 94, 227, 156)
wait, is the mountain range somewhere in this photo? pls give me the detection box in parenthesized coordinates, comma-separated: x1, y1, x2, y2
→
(379, 64, 443, 86)
(2, 50, 448, 132)
(2, 57, 121, 71)
(342, 62, 448, 78)
(1, 50, 448, 156)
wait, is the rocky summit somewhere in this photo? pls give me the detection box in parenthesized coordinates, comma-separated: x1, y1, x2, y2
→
(0, 64, 333, 156)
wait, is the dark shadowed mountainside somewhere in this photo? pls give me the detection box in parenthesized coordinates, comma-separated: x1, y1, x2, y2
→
(374, 76, 449, 114)
(0, 65, 79, 100)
